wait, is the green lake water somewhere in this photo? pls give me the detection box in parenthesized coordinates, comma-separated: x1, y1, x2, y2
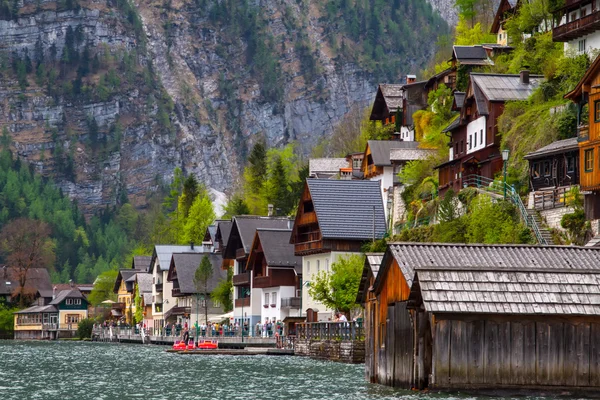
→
(0, 341, 568, 400)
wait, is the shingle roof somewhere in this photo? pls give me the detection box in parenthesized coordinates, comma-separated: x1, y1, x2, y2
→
(255, 229, 301, 271)
(454, 92, 466, 109)
(442, 116, 461, 133)
(233, 216, 292, 255)
(453, 46, 494, 65)
(216, 220, 232, 248)
(378, 242, 600, 290)
(168, 253, 228, 295)
(136, 272, 152, 293)
(14, 304, 58, 314)
(307, 179, 386, 240)
(309, 158, 348, 175)
(410, 267, 600, 316)
(133, 256, 152, 271)
(389, 147, 436, 162)
(524, 137, 579, 160)
(356, 253, 384, 304)
(471, 73, 543, 102)
(368, 140, 422, 166)
(153, 245, 202, 272)
(379, 84, 404, 111)
(0, 267, 52, 296)
(207, 225, 217, 243)
(50, 288, 84, 305)
(473, 82, 489, 115)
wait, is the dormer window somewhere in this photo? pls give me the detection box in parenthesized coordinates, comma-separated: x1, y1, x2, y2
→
(303, 200, 314, 213)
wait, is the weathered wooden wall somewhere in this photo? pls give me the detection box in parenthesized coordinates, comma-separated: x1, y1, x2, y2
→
(432, 315, 600, 389)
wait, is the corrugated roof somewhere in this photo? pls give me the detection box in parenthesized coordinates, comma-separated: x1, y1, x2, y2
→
(368, 140, 422, 166)
(524, 137, 579, 160)
(380, 242, 600, 289)
(153, 245, 202, 272)
(471, 73, 543, 102)
(168, 253, 227, 295)
(309, 158, 348, 174)
(255, 229, 301, 270)
(453, 46, 494, 65)
(412, 267, 600, 316)
(307, 179, 386, 240)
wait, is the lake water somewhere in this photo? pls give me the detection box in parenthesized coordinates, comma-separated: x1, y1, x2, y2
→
(0, 341, 564, 400)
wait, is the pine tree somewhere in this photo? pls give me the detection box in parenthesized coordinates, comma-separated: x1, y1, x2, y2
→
(266, 155, 291, 215)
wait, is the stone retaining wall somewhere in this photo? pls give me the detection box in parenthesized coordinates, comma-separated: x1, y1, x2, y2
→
(295, 339, 365, 364)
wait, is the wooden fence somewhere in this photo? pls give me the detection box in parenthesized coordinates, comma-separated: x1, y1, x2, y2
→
(532, 186, 569, 210)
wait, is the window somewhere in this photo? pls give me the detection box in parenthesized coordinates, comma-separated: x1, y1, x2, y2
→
(306, 261, 310, 274)
(454, 143, 458, 157)
(271, 292, 277, 305)
(480, 129, 483, 145)
(532, 162, 541, 178)
(264, 292, 270, 305)
(543, 161, 551, 177)
(352, 158, 362, 169)
(595, 101, 600, 122)
(316, 260, 320, 273)
(468, 134, 472, 150)
(460, 140, 464, 153)
(474, 132, 477, 147)
(567, 156, 575, 173)
(212, 299, 221, 308)
(585, 149, 594, 172)
(66, 314, 80, 324)
(579, 39, 587, 53)
(66, 299, 73, 305)
(325, 258, 329, 271)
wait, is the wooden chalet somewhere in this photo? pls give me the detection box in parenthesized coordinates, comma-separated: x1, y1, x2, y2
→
(247, 228, 302, 321)
(552, 0, 600, 50)
(215, 220, 233, 269)
(450, 45, 494, 69)
(308, 158, 349, 179)
(112, 269, 139, 323)
(524, 137, 579, 210)
(134, 272, 153, 328)
(408, 267, 600, 392)
(290, 179, 387, 256)
(490, 0, 519, 46)
(424, 68, 456, 93)
(362, 140, 434, 181)
(360, 242, 600, 391)
(436, 72, 543, 197)
(566, 53, 600, 219)
(0, 266, 52, 305)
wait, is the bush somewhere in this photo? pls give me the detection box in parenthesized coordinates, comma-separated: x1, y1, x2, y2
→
(0, 304, 17, 335)
(77, 318, 95, 339)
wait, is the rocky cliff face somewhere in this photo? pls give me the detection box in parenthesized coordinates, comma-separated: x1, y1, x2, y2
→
(0, 0, 453, 212)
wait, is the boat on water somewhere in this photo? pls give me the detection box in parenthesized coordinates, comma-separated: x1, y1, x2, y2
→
(172, 340, 187, 351)
(197, 339, 218, 350)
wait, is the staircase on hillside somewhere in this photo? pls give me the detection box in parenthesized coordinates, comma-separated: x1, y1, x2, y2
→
(462, 175, 552, 245)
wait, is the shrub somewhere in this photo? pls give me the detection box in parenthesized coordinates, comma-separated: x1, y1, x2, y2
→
(77, 318, 95, 339)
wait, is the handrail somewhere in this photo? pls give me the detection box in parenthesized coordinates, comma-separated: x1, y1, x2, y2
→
(463, 174, 548, 245)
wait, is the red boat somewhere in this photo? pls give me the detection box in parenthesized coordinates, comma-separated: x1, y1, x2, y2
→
(185, 340, 196, 350)
(197, 339, 218, 350)
(172, 340, 186, 350)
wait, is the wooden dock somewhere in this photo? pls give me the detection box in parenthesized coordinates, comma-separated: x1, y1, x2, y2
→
(166, 348, 294, 356)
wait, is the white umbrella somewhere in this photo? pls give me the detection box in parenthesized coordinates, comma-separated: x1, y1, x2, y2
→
(209, 312, 233, 322)
(101, 300, 116, 304)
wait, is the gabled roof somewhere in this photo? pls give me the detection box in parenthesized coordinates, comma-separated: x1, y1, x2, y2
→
(223, 216, 291, 259)
(14, 304, 58, 314)
(152, 245, 202, 272)
(50, 288, 84, 305)
(367, 140, 422, 166)
(205, 225, 217, 243)
(408, 267, 600, 316)
(113, 269, 138, 293)
(565, 51, 600, 101)
(248, 229, 301, 272)
(453, 92, 466, 110)
(379, 84, 404, 111)
(491, 0, 520, 33)
(309, 158, 348, 176)
(0, 267, 52, 296)
(167, 253, 227, 295)
(471, 73, 543, 102)
(132, 256, 152, 271)
(389, 147, 436, 162)
(135, 272, 153, 294)
(356, 253, 384, 304)
(215, 220, 232, 250)
(524, 137, 579, 160)
(303, 179, 386, 241)
(452, 46, 494, 66)
(442, 116, 461, 133)
(375, 242, 600, 293)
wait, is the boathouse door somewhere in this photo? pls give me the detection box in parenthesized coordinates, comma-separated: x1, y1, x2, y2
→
(385, 301, 414, 389)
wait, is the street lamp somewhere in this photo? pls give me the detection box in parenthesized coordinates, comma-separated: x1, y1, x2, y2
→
(386, 188, 394, 234)
(240, 287, 249, 343)
(502, 149, 510, 200)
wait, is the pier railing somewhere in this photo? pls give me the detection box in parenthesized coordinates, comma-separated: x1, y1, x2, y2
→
(297, 321, 364, 341)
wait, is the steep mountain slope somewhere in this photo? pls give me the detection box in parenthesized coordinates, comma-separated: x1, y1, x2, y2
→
(0, 0, 451, 212)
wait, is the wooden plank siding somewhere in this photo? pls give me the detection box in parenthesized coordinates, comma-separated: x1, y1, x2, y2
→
(431, 315, 600, 390)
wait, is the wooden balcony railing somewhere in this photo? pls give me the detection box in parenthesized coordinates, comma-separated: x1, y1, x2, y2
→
(294, 240, 323, 255)
(532, 186, 570, 210)
(578, 124, 589, 142)
(112, 302, 125, 310)
(234, 297, 250, 308)
(297, 211, 317, 226)
(232, 271, 251, 286)
(554, 10, 600, 41)
(155, 283, 163, 292)
(365, 164, 379, 177)
(297, 321, 364, 341)
(171, 287, 181, 297)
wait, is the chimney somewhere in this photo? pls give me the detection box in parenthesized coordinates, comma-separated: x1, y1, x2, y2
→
(268, 204, 274, 217)
(52, 286, 56, 300)
(190, 241, 194, 250)
(406, 74, 416, 84)
(69, 279, 74, 288)
(520, 70, 529, 85)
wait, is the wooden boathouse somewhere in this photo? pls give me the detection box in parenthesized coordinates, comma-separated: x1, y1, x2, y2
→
(360, 242, 600, 393)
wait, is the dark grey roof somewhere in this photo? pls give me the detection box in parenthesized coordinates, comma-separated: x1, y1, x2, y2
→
(255, 229, 301, 271)
(133, 256, 152, 271)
(524, 137, 579, 160)
(168, 253, 228, 295)
(453, 46, 494, 65)
(410, 267, 600, 315)
(152, 245, 202, 272)
(207, 225, 217, 243)
(473, 82, 489, 115)
(454, 92, 466, 109)
(307, 179, 386, 240)
(233, 216, 292, 254)
(14, 305, 58, 314)
(135, 272, 153, 293)
(114, 269, 139, 293)
(442, 117, 461, 133)
(368, 140, 421, 166)
(50, 288, 84, 305)
(471, 73, 543, 102)
(0, 267, 52, 296)
(378, 242, 600, 290)
(357, 253, 384, 304)
(216, 220, 232, 247)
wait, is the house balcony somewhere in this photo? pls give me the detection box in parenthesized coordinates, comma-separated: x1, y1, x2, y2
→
(155, 283, 163, 292)
(234, 297, 250, 308)
(578, 124, 589, 142)
(297, 211, 317, 226)
(253, 274, 295, 289)
(172, 287, 182, 297)
(281, 297, 301, 309)
(235, 248, 247, 260)
(112, 302, 125, 310)
(232, 271, 251, 286)
(294, 240, 323, 255)
(553, 9, 600, 42)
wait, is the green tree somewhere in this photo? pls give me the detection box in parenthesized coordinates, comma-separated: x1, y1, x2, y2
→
(194, 255, 213, 327)
(308, 254, 364, 315)
(244, 139, 268, 214)
(455, 0, 479, 26)
(222, 194, 250, 219)
(182, 187, 215, 244)
(212, 267, 233, 313)
(77, 318, 94, 339)
(88, 269, 118, 306)
(265, 155, 292, 215)
(134, 283, 143, 323)
(181, 174, 199, 218)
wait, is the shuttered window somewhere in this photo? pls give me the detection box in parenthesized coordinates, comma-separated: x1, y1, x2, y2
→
(585, 149, 594, 172)
(595, 101, 600, 122)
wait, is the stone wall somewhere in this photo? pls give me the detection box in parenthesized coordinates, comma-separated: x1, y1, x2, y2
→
(295, 339, 365, 364)
(539, 207, 574, 232)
